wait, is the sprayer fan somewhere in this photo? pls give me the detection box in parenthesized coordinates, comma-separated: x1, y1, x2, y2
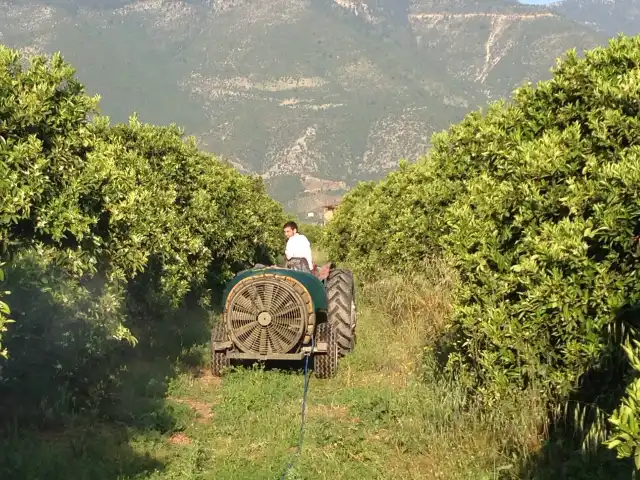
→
(226, 277, 310, 355)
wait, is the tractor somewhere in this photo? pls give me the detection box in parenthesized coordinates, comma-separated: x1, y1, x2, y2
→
(210, 260, 357, 378)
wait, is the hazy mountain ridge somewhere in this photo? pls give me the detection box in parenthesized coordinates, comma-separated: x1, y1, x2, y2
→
(0, 0, 611, 216)
(549, 0, 640, 37)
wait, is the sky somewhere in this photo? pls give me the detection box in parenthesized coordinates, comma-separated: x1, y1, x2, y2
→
(519, 0, 557, 4)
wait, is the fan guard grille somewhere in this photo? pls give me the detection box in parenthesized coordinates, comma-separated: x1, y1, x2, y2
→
(226, 277, 310, 355)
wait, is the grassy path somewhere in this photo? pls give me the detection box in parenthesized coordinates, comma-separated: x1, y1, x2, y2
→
(130, 307, 507, 479)
(1, 261, 525, 480)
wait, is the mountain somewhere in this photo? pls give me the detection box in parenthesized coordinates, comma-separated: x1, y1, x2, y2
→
(549, 0, 640, 37)
(0, 0, 604, 217)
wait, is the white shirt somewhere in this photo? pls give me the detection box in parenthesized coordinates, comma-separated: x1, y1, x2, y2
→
(285, 233, 313, 269)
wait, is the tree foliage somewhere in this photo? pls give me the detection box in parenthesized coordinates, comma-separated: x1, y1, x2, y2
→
(0, 45, 286, 416)
(325, 34, 640, 411)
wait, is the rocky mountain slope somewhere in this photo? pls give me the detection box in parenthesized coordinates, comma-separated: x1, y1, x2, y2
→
(0, 0, 605, 215)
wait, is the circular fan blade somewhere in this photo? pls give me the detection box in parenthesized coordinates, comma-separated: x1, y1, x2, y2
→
(227, 277, 309, 355)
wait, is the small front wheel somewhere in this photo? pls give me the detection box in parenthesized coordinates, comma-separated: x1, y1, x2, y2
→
(314, 321, 338, 379)
(211, 323, 230, 377)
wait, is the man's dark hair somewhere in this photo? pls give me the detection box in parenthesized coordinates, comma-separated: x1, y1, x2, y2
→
(283, 221, 298, 230)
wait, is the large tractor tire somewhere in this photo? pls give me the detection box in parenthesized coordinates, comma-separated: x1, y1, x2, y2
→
(210, 323, 230, 377)
(314, 321, 338, 379)
(325, 268, 357, 357)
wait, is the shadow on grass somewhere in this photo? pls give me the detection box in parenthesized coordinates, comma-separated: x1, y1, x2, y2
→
(227, 358, 312, 378)
(518, 307, 640, 480)
(517, 389, 635, 480)
(0, 420, 163, 480)
(0, 255, 218, 480)
(517, 428, 634, 480)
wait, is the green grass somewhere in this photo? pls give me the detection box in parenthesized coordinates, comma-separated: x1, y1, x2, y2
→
(0, 316, 502, 478)
(0, 262, 628, 479)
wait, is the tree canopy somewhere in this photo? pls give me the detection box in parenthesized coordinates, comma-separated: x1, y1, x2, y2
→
(325, 35, 640, 458)
(0, 45, 286, 417)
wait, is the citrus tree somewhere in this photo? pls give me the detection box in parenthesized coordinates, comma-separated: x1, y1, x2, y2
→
(440, 36, 640, 404)
(0, 44, 286, 417)
(326, 35, 640, 410)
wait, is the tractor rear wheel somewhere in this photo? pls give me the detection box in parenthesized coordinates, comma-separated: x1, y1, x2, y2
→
(211, 323, 230, 377)
(314, 321, 338, 379)
(326, 268, 357, 356)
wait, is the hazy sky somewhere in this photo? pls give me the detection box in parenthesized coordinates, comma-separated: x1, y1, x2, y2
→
(520, 0, 557, 4)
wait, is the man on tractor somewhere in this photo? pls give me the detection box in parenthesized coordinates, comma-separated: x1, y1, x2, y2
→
(283, 221, 314, 273)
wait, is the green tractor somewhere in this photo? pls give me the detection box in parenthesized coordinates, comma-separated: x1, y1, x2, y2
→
(210, 262, 357, 378)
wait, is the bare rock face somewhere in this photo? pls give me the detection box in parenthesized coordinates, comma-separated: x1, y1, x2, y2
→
(359, 107, 433, 176)
(0, 2, 57, 56)
(0, 0, 611, 216)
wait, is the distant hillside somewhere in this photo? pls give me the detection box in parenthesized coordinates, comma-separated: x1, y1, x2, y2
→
(549, 0, 640, 37)
(0, 0, 604, 217)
